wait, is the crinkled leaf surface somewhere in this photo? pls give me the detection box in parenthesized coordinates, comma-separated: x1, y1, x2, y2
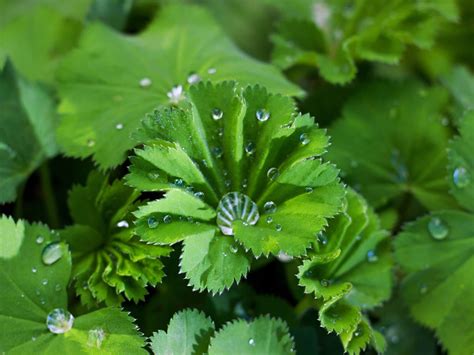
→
(328, 80, 457, 210)
(447, 110, 474, 211)
(56, 4, 303, 168)
(128, 82, 345, 292)
(208, 316, 294, 355)
(0, 216, 146, 354)
(0, 0, 91, 82)
(0, 62, 57, 203)
(60, 172, 171, 307)
(297, 189, 391, 354)
(270, 0, 457, 84)
(150, 308, 214, 355)
(395, 211, 474, 355)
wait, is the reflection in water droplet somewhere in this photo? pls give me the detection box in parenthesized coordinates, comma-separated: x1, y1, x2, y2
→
(267, 167, 279, 180)
(211, 108, 223, 121)
(428, 217, 448, 240)
(139, 77, 152, 88)
(147, 217, 159, 229)
(46, 308, 74, 334)
(42, 242, 65, 266)
(453, 167, 470, 188)
(187, 72, 200, 85)
(88, 327, 106, 348)
(216, 192, 259, 235)
(116, 220, 129, 228)
(299, 133, 310, 145)
(263, 201, 277, 214)
(256, 109, 270, 122)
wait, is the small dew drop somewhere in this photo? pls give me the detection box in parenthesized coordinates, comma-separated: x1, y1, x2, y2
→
(174, 178, 185, 187)
(42, 279, 48, 286)
(277, 251, 293, 263)
(88, 327, 106, 349)
(194, 191, 205, 199)
(32, 336, 37, 341)
(212, 146, 223, 158)
(275, 224, 282, 232)
(420, 284, 428, 294)
(87, 139, 95, 147)
(316, 231, 328, 245)
(211, 108, 223, 121)
(267, 167, 279, 181)
(230, 244, 239, 253)
(428, 217, 448, 240)
(320, 279, 330, 287)
(36, 235, 44, 244)
(208, 68, 217, 75)
(41, 242, 65, 266)
(248, 338, 255, 346)
(46, 308, 74, 334)
(299, 133, 310, 145)
(305, 187, 313, 193)
(266, 216, 273, 224)
(367, 250, 378, 263)
(116, 220, 129, 228)
(139, 77, 152, 88)
(32, 267, 37, 273)
(187, 72, 201, 85)
(453, 167, 470, 188)
(148, 171, 160, 180)
(115, 123, 124, 130)
(245, 142, 255, 155)
(55, 284, 62, 292)
(147, 217, 159, 229)
(263, 201, 277, 214)
(256, 109, 270, 122)
(163, 215, 172, 224)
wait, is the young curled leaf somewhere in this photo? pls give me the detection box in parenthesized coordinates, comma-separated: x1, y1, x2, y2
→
(128, 81, 345, 293)
(60, 172, 171, 307)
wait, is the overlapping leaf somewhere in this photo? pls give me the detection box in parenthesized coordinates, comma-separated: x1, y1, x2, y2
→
(60, 172, 171, 307)
(0, 215, 146, 353)
(56, 4, 303, 168)
(328, 80, 457, 211)
(128, 81, 345, 292)
(297, 189, 392, 354)
(270, 0, 457, 84)
(0, 62, 57, 203)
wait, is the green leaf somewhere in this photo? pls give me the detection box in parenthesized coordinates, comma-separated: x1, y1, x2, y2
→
(56, 4, 303, 168)
(208, 316, 295, 355)
(328, 80, 457, 210)
(0, 62, 57, 204)
(150, 308, 215, 355)
(60, 172, 171, 307)
(0, 0, 91, 82)
(0, 215, 146, 353)
(297, 189, 392, 354)
(394, 210, 474, 355)
(447, 110, 474, 211)
(129, 82, 344, 291)
(441, 65, 474, 124)
(270, 0, 458, 84)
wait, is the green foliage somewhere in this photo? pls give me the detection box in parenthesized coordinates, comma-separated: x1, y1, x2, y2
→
(328, 80, 457, 211)
(297, 189, 391, 354)
(0, 215, 145, 353)
(270, 0, 458, 84)
(56, 4, 303, 169)
(127, 81, 344, 292)
(60, 172, 171, 307)
(0, 62, 57, 203)
(442, 66, 474, 125)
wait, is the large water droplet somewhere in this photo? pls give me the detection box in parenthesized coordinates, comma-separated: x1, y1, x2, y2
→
(36, 235, 44, 244)
(46, 308, 74, 334)
(453, 167, 470, 188)
(267, 167, 279, 180)
(147, 216, 159, 229)
(139, 77, 152, 88)
(211, 108, 223, 121)
(88, 327, 106, 348)
(116, 220, 129, 228)
(256, 109, 270, 122)
(187, 72, 200, 85)
(299, 133, 310, 145)
(263, 201, 277, 214)
(41, 242, 65, 266)
(428, 217, 448, 240)
(216, 192, 259, 235)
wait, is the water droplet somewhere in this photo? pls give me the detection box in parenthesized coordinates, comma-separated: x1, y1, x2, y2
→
(299, 133, 310, 145)
(256, 109, 270, 122)
(312, 2, 331, 29)
(32, 336, 36, 341)
(87, 139, 95, 147)
(222, 251, 228, 257)
(41, 242, 65, 266)
(212, 146, 223, 158)
(167, 85, 184, 104)
(390, 149, 408, 183)
(386, 326, 399, 344)
(277, 252, 293, 263)
(316, 231, 328, 245)
(305, 187, 313, 193)
(266, 216, 273, 224)
(148, 171, 160, 180)
(320, 279, 330, 287)
(187, 72, 200, 85)
(354, 327, 362, 337)
(217, 127, 224, 137)
(245, 141, 255, 155)
(275, 224, 282, 232)
(230, 244, 239, 253)
(32, 267, 37, 273)
(194, 191, 204, 199)
(36, 235, 44, 244)
(263, 201, 277, 214)
(350, 160, 359, 168)
(116, 220, 129, 228)
(428, 217, 448, 240)
(163, 215, 172, 224)
(139, 77, 152, 88)
(82, 281, 88, 290)
(174, 178, 185, 187)
(147, 217, 159, 229)
(453, 167, 470, 188)
(216, 192, 259, 235)
(42, 279, 48, 286)
(208, 68, 217, 74)
(248, 338, 255, 346)
(367, 250, 378, 263)
(115, 123, 124, 130)
(55, 284, 62, 292)
(211, 108, 223, 121)
(267, 167, 279, 180)
(46, 309, 74, 334)
(88, 327, 106, 348)
(420, 284, 428, 294)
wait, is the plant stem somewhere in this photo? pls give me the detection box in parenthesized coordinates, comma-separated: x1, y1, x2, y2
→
(39, 162, 60, 228)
